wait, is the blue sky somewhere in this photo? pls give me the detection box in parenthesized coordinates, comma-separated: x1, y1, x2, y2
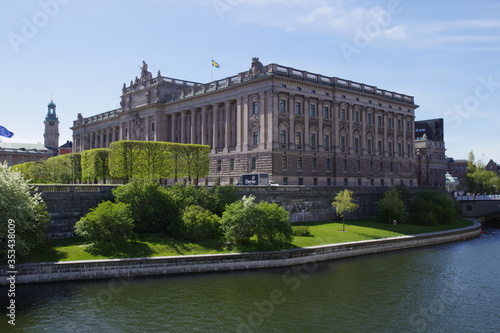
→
(1, 0, 499, 163)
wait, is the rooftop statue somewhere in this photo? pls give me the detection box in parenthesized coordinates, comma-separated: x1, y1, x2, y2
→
(246, 57, 265, 78)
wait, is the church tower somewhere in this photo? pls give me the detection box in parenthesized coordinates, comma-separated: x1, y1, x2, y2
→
(44, 99, 60, 153)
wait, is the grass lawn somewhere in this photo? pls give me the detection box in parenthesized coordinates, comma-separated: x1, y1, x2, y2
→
(20, 218, 474, 264)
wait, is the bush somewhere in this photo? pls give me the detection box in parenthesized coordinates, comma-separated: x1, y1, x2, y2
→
(113, 178, 178, 234)
(75, 201, 134, 246)
(376, 188, 409, 224)
(292, 226, 311, 236)
(220, 196, 256, 246)
(180, 205, 221, 240)
(220, 196, 293, 250)
(253, 202, 292, 249)
(0, 162, 49, 261)
(409, 191, 458, 226)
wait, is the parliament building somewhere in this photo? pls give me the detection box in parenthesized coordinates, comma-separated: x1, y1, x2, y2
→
(72, 58, 439, 187)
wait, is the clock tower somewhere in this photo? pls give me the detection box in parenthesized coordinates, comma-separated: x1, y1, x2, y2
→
(44, 99, 60, 154)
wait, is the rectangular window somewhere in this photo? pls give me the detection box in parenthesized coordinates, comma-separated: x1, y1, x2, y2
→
(340, 136, 346, 150)
(354, 137, 359, 151)
(388, 142, 392, 155)
(381, 179, 385, 186)
(326, 158, 331, 171)
(313, 178, 318, 186)
(279, 99, 286, 113)
(295, 132, 302, 146)
(312, 158, 317, 170)
(367, 139, 372, 153)
(378, 141, 382, 155)
(406, 120, 411, 131)
(327, 178, 331, 186)
(344, 178, 348, 186)
(378, 115, 382, 127)
(397, 119, 402, 130)
(309, 104, 316, 117)
(230, 159, 235, 171)
(354, 111, 359, 122)
(251, 157, 256, 169)
(367, 113, 372, 125)
(340, 108, 346, 121)
(398, 143, 402, 156)
(298, 157, 303, 170)
(390, 162, 394, 173)
(282, 155, 287, 169)
(342, 159, 347, 172)
(252, 101, 258, 114)
(380, 161, 384, 172)
(295, 102, 301, 115)
(283, 177, 288, 185)
(324, 135, 330, 149)
(356, 159, 361, 172)
(253, 131, 259, 145)
(369, 160, 374, 172)
(298, 177, 304, 185)
(371, 178, 374, 186)
(388, 117, 392, 128)
(358, 178, 362, 186)
(217, 160, 222, 171)
(407, 144, 411, 157)
(280, 130, 287, 144)
(310, 133, 316, 148)
(323, 106, 329, 119)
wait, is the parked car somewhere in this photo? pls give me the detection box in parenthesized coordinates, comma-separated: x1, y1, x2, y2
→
(268, 180, 279, 186)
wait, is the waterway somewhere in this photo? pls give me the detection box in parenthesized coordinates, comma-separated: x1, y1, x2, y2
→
(1, 228, 499, 333)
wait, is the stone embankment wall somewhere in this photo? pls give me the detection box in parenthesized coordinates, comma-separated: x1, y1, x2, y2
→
(0, 221, 481, 286)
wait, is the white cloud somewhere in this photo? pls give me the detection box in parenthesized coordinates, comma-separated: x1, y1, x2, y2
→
(223, 0, 407, 41)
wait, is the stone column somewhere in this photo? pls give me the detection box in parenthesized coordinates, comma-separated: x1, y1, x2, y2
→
(180, 111, 186, 143)
(242, 96, 249, 151)
(318, 99, 324, 152)
(171, 113, 177, 142)
(236, 98, 243, 151)
(212, 103, 219, 151)
(201, 106, 207, 145)
(224, 102, 231, 152)
(191, 110, 196, 144)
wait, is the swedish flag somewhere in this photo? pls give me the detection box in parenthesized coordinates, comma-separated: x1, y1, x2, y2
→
(212, 59, 220, 68)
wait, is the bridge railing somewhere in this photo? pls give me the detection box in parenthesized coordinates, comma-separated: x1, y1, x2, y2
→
(455, 194, 500, 201)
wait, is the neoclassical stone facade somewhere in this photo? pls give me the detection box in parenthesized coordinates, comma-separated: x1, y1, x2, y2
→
(72, 58, 421, 186)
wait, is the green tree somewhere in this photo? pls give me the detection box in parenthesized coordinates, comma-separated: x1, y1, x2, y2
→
(81, 149, 110, 183)
(331, 189, 359, 232)
(113, 178, 177, 234)
(409, 191, 458, 226)
(376, 188, 409, 224)
(220, 195, 258, 246)
(179, 205, 221, 240)
(0, 162, 50, 260)
(253, 201, 292, 249)
(75, 201, 134, 247)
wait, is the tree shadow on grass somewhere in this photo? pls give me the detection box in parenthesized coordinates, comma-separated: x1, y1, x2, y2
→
(85, 241, 154, 259)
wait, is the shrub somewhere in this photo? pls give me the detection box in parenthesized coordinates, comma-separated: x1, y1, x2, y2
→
(376, 188, 409, 224)
(409, 191, 457, 226)
(253, 202, 292, 249)
(75, 201, 134, 246)
(220, 196, 293, 250)
(0, 162, 49, 261)
(180, 205, 221, 240)
(292, 225, 311, 237)
(113, 178, 178, 234)
(220, 196, 256, 246)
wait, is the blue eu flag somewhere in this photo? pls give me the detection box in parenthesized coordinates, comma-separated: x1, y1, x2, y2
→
(0, 125, 14, 138)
